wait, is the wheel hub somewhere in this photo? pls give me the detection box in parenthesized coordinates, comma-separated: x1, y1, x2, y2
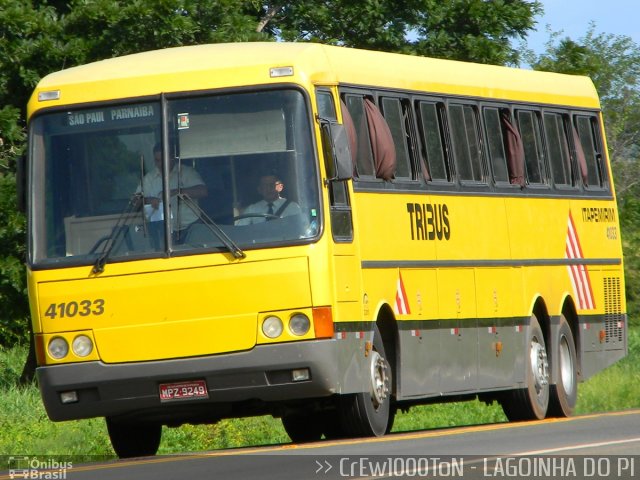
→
(530, 340, 549, 393)
(369, 351, 389, 408)
(559, 337, 575, 395)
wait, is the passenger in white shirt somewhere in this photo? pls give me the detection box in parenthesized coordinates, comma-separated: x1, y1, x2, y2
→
(137, 144, 207, 234)
(236, 174, 301, 225)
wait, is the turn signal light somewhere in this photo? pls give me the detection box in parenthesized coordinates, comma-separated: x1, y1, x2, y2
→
(312, 307, 334, 338)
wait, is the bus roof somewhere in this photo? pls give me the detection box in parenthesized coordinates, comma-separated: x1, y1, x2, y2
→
(29, 42, 600, 117)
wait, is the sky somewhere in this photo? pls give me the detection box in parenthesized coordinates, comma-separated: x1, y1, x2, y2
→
(526, 0, 640, 54)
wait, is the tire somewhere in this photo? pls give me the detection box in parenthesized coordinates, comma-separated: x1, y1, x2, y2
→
(547, 314, 578, 417)
(106, 418, 162, 458)
(282, 414, 324, 443)
(321, 411, 347, 440)
(338, 327, 392, 437)
(501, 314, 549, 421)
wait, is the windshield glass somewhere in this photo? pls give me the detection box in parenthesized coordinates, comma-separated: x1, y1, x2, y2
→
(30, 89, 321, 267)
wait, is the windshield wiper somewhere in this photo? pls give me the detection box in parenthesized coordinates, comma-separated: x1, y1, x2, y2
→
(92, 193, 144, 274)
(177, 193, 246, 259)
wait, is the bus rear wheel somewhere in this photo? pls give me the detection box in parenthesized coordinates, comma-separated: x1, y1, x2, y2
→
(547, 314, 578, 417)
(501, 314, 549, 421)
(106, 417, 162, 458)
(338, 327, 393, 437)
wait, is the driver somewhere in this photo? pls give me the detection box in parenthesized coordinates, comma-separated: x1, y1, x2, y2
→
(236, 174, 300, 225)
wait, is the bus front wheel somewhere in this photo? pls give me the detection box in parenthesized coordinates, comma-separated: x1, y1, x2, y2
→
(547, 314, 578, 417)
(501, 314, 549, 421)
(281, 413, 324, 443)
(338, 327, 393, 437)
(106, 417, 162, 458)
(282, 410, 345, 443)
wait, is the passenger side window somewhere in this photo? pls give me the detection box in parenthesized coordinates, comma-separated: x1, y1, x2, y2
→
(517, 110, 546, 185)
(449, 103, 483, 182)
(417, 101, 451, 182)
(344, 94, 375, 177)
(380, 97, 413, 179)
(317, 91, 337, 120)
(575, 115, 606, 189)
(483, 107, 509, 184)
(543, 112, 573, 187)
(343, 93, 396, 180)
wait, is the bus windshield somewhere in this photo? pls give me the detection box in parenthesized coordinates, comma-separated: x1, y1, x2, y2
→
(29, 89, 321, 267)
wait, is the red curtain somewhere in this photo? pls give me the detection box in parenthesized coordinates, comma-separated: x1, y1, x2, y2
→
(364, 98, 396, 180)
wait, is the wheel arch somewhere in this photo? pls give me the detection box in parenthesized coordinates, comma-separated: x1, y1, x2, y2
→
(560, 295, 582, 381)
(530, 296, 551, 347)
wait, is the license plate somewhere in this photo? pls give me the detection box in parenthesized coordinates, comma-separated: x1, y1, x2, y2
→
(159, 380, 209, 402)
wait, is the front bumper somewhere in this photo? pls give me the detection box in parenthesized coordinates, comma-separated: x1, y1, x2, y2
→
(37, 339, 340, 422)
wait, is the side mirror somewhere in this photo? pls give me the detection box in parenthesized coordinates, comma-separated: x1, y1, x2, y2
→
(330, 123, 353, 180)
(322, 122, 353, 181)
(16, 154, 26, 214)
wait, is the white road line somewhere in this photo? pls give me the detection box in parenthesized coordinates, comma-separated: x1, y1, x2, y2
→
(512, 437, 640, 455)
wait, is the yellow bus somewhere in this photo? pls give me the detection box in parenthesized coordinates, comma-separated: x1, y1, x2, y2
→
(25, 42, 627, 457)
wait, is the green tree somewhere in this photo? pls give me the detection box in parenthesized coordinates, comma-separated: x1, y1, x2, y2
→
(265, 0, 542, 65)
(54, 0, 543, 66)
(61, 0, 269, 61)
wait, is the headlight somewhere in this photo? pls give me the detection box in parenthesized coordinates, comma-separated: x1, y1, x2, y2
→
(72, 335, 93, 357)
(48, 337, 69, 360)
(289, 313, 310, 336)
(262, 316, 284, 339)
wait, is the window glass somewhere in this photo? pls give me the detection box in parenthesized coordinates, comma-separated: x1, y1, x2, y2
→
(317, 91, 337, 120)
(381, 97, 412, 178)
(30, 89, 321, 266)
(449, 104, 483, 182)
(483, 108, 509, 183)
(576, 115, 605, 188)
(31, 103, 162, 263)
(544, 112, 573, 186)
(318, 91, 353, 241)
(344, 95, 375, 176)
(517, 110, 545, 185)
(418, 101, 450, 181)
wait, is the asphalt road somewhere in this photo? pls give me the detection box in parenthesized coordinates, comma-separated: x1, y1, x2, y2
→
(3, 409, 639, 480)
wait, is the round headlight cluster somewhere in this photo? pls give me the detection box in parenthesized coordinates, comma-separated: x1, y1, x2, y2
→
(261, 313, 311, 339)
(289, 314, 311, 336)
(262, 316, 284, 339)
(48, 337, 69, 360)
(72, 335, 93, 357)
(48, 334, 93, 360)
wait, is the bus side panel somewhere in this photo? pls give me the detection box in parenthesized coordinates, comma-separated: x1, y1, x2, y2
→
(394, 269, 441, 398)
(576, 268, 627, 380)
(475, 268, 522, 389)
(436, 268, 478, 393)
(434, 194, 510, 394)
(567, 200, 627, 380)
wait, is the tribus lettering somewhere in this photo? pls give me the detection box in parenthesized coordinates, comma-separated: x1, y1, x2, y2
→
(406, 203, 450, 240)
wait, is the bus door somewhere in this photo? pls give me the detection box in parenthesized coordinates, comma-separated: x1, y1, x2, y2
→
(316, 89, 362, 320)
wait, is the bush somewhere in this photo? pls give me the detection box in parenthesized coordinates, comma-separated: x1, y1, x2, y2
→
(0, 172, 29, 346)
